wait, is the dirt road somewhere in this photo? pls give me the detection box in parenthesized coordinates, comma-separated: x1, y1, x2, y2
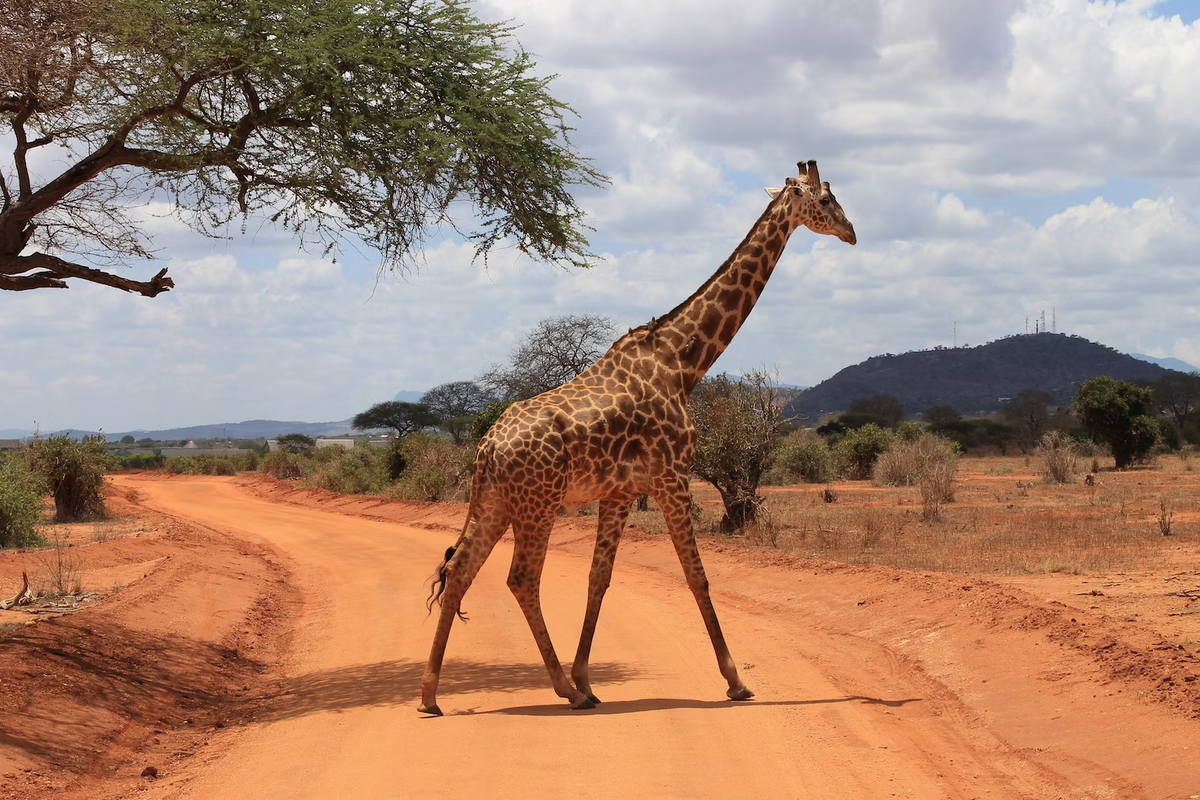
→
(47, 477, 1200, 797)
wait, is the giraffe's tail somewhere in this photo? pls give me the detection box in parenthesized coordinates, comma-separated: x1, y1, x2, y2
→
(426, 543, 467, 622)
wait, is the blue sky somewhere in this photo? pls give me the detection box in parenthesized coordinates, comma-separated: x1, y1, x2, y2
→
(4, 0, 1200, 432)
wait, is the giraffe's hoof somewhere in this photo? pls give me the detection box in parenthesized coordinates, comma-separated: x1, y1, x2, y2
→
(587, 693, 601, 705)
(727, 686, 754, 701)
(570, 695, 597, 711)
(418, 702, 444, 716)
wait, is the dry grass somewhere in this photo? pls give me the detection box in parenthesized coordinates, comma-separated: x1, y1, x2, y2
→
(627, 455, 1200, 576)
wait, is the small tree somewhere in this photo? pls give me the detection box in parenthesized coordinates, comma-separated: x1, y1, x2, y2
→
(479, 314, 615, 401)
(1153, 372, 1200, 435)
(831, 423, 894, 480)
(353, 401, 440, 438)
(25, 434, 111, 521)
(1073, 377, 1160, 469)
(689, 371, 786, 532)
(276, 433, 316, 454)
(421, 382, 497, 445)
(470, 400, 516, 441)
(0, 452, 46, 547)
(1000, 389, 1055, 450)
(924, 405, 961, 425)
(847, 395, 904, 429)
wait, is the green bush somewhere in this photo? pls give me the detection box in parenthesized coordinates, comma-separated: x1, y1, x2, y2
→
(389, 434, 475, 501)
(306, 446, 387, 494)
(25, 435, 111, 521)
(0, 453, 46, 548)
(831, 423, 894, 480)
(115, 453, 165, 470)
(261, 450, 304, 479)
(895, 421, 924, 442)
(773, 433, 831, 484)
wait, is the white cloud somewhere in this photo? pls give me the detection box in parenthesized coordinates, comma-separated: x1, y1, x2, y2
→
(4, 0, 1200, 430)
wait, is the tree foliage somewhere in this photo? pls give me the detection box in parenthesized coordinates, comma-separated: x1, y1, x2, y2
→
(1153, 372, 1200, 434)
(275, 433, 316, 453)
(421, 381, 496, 445)
(0, 0, 605, 295)
(846, 394, 905, 429)
(479, 313, 615, 401)
(689, 371, 786, 532)
(1000, 389, 1055, 448)
(1072, 377, 1161, 469)
(830, 423, 894, 480)
(352, 400, 439, 437)
(25, 434, 111, 521)
(0, 451, 46, 547)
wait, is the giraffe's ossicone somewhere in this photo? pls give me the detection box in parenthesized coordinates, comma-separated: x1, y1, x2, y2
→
(418, 160, 856, 716)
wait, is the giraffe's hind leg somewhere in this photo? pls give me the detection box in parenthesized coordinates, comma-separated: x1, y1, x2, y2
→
(418, 506, 509, 716)
(571, 497, 631, 704)
(508, 512, 595, 710)
(654, 479, 753, 701)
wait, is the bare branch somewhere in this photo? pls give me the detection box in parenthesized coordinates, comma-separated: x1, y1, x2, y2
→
(0, 252, 172, 295)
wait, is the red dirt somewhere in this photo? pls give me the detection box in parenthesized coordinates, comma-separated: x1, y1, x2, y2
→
(2, 473, 1199, 798)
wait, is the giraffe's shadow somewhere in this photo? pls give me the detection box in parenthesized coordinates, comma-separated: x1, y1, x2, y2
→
(249, 658, 641, 723)
(483, 694, 921, 717)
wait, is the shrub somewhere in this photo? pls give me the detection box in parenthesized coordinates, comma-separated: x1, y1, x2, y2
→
(773, 431, 831, 484)
(306, 446, 387, 495)
(895, 421, 924, 442)
(389, 434, 475, 501)
(0, 453, 46, 548)
(1036, 431, 1080, 484)
(261, 450, 304, 479)
(115, 453, 164, 470)
(872, 433, 959, 488)
(920, 459, 957, 521)
(25, 435, 111, 522)
(831, 423, 894, 480)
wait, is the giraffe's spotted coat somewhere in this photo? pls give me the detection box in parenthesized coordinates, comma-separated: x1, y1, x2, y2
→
(418, 160, 856, 715)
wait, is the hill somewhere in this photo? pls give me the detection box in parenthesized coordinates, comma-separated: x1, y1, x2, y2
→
(784, 333, 1171, 421)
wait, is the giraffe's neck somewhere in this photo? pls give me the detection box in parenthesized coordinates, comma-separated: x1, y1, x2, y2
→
(651, 195, 799, 391)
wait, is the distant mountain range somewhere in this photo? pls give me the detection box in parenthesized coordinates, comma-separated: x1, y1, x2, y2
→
(4, 342, 1193, 440)
(1129, 353, 1199, 372)
(784, 333, 1175, 421)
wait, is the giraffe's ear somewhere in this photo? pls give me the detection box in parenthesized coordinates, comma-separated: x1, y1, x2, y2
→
(765, 187, 783, 199)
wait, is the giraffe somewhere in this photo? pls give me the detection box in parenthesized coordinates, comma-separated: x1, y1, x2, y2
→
(418, 160, 856, 716)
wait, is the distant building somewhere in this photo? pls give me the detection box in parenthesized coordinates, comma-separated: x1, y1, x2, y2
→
(315, 438, 355, 451)
(0, 439, 21, 451)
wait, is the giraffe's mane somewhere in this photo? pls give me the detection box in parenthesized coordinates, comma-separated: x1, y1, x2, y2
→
(648, 191, 787, 331)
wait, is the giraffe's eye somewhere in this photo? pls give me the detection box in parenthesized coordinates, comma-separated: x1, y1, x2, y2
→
(819, 196, 830, 206)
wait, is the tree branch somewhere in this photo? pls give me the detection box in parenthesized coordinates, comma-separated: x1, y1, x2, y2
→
(0, 253, 173, 296)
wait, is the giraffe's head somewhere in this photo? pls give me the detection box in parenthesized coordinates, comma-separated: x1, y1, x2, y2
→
(765, 160, 856, 245)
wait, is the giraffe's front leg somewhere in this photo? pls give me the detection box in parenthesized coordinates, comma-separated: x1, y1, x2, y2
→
(571, 498, 631, 704)
(653, 479, 753, 702)
(508, 515, 595, 710)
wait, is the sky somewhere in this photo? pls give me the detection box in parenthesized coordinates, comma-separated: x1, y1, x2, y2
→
(4, 0, 1200, 433)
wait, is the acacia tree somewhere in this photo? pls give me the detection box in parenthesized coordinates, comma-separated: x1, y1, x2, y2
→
(1153, 372, 1200, 433)
(0, 0, 604, 295)
(1000, 389, 1055, 450)
(420, 381, 495, 444)
(352, 401, 439, 438)
(689, 371, 786, 532)
(1073, 377, 1160, 469)
(479, 313, 615, 401)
